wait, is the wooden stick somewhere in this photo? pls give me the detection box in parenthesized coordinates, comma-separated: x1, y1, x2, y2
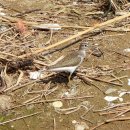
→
(93, 102, 130, 112)
(0, 111, 42, 125)
(87, 76, 123, 86)
(18, 12, 130, 58)
(91, 116, 130, 130)
(11, 73, 53, 92)
(78, 73, 123, 86)
(4, 95, 93, 112)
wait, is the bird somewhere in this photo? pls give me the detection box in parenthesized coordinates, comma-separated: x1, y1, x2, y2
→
(46, 42, 90, 82)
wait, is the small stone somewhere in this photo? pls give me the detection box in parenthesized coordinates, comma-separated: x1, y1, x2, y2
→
(52, 101, 63, 108)
(72, 120, 77, 124)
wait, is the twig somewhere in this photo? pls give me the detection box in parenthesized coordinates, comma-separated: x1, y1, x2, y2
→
(90, 116, 130, 130)
(86, 75, 123, 86)
(0, 52, 17, 58)
(4, 70, 24, 92)
(23, 95, 41, 104)
(18, 12, 130, 58)
(53, 118, 56, 130)
(113, 107, 130, 118)
(77, 73, 123, 86)
(109, 75, 127, 83)
(93, 102, 130, 112)
(4, 95, 93, 112)
(14, 9, 41, 17)
(107, 49, 130, 58)
(11, 73, 54, 92)
(4, 78, 39, 92)
(27, 86, 58, 94)
(0, 111, 42, 125)
(76, 73, 105, 94)
(80, 105, 94, 124)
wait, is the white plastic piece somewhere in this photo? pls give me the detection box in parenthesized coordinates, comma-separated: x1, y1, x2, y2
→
(124, 48, 130, 52)
(29, 71, 41, 80)
(104, 96, 119, 102)
(119, 91, 130, 97)
(33, 24, 61, 30)
(0, 12, 6, 16)
(104, 96, 123, 102)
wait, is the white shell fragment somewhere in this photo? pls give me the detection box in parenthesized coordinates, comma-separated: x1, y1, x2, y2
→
(33, 24, 61, 30)
(128, 79, 130, 86)
(123, 48, 130, 52)
(119, 91, 130, 97)
(72, 120, 77, 124)
(0, 7, 6, 16)
(52, 101, 63, 108)
(104, 96, 123, 102)
(0, 12, 6, 16)
(29, 71, 41, 80)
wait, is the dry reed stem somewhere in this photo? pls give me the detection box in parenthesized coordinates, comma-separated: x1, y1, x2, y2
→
(93, 102, 130, 112)
(90, 116, 130, 130)
(0, 111, 42, 125)
(18, 12, 130, 58)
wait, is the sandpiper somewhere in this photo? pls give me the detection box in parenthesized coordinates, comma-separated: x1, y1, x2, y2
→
(47, 42, 90, 82)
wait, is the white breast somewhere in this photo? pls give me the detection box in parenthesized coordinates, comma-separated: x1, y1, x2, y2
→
(49, 66, 77, 74)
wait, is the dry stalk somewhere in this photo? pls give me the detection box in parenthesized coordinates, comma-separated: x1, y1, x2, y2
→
(93, 102, 130, 112)
(77, 73, 123, 86)
(11, 73, 54, 92)
(80, 105, 94, 124)
(90, 116, 130, 130)
(0, 111, 42, 125)
(18, 12, 130, 58)
(4, 95, 93, 112)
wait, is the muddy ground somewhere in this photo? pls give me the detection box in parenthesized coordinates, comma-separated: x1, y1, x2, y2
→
(0, 0, 130, 130)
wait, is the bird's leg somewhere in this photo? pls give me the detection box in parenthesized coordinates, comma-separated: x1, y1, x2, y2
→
(67, 73, 72, 86)
(68, 73, 72, 83)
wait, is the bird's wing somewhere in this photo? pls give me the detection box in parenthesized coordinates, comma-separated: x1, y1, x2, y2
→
(48, 52, 82, 69)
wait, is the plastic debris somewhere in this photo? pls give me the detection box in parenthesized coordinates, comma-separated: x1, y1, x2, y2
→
(52, 101, 63, 108)
(29, 71, 41, 80)
(119, 91, 130, 97)
(104, 96, 123, 102)
(128, 79, 130, 86)
(123, 48, 130, 52)
(0, 12, 6, 16)
(33, 24, 61, 30)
